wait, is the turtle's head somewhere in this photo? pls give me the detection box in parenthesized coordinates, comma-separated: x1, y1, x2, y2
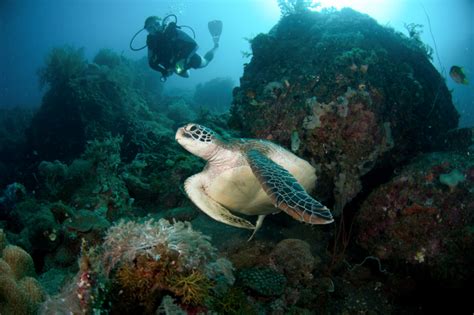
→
(175, 123, 220, 160)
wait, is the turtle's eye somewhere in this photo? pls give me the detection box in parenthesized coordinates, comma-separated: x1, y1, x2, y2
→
(182, 124, 216, 142)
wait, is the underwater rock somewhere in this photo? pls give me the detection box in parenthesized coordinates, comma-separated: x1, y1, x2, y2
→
(356, 152, 474, 284)
(268, 238, 316, 287)
(231, 9, 459, 214)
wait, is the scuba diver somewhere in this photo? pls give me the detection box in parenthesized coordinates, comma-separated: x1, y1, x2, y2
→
(131, 14, 222, 81)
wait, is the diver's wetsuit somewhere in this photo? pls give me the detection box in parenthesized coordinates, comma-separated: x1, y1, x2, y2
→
(147, 22, 212, 78)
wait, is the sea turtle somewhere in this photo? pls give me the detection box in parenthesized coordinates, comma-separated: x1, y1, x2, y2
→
(175, 123, 333, 239)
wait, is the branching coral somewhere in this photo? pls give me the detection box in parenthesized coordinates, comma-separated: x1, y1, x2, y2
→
(114, 252, 176, 311)
(168, 270, 213, 305)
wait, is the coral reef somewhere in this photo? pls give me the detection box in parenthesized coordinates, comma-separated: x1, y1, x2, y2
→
(0, 6, 470, 313)
(42, 219, 235, 314)
(28, 45, 166, 163)
(356, 152, 474, 283)
(0, 137, 132, 272)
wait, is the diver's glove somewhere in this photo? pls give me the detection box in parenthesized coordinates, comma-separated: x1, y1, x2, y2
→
(159, 68, 172, 82)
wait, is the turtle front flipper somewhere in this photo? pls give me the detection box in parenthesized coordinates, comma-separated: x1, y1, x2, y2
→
(184, 174, 256, 230)
(246, 150, 334, 224)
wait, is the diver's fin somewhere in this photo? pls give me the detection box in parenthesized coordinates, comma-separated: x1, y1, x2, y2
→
(208, 20, 223, 46)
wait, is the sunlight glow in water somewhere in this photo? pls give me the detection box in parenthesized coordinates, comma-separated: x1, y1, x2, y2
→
(318, 0, 381, 10)
(264, 0, 402, 25)
(316, 0, 401, 23)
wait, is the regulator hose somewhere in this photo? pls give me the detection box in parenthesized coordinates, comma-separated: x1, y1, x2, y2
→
(162, 14, 177, 26)
(129, 28, 147, 51)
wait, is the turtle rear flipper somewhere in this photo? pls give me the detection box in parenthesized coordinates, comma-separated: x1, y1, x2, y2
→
(246, 150, 334, 224)
(185, 173, 255, 230)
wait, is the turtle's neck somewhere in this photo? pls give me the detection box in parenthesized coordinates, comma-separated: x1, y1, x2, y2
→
(207, 143, 238, 168)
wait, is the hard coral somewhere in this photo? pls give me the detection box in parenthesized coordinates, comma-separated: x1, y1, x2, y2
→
(2, 245, 35, 280)
(238, 267, 287, 297)
(0, 245, 45, 314)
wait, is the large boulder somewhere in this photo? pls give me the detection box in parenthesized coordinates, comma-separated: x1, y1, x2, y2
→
(230, 9, 460, 213)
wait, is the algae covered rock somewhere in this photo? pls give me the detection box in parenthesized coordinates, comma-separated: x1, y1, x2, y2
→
(356, 152, 474, 283)
(268, 238, 316, 286)
(231, 9, 460, 213)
